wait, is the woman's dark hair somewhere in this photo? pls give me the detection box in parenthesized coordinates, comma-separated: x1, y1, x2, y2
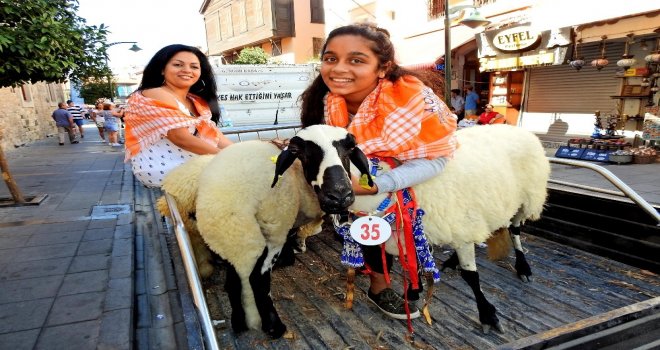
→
(138, 44, 220, 123)
(300, 23, 444, 127)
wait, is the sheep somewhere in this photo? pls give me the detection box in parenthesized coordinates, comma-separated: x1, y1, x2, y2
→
(346, 123, 550, 333)
(193, 125, 372, 338)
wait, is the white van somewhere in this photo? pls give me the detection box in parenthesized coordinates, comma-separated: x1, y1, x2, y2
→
(213, 64, 319, 128)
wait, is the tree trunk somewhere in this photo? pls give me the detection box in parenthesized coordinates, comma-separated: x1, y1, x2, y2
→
(0, 135, 26, 204)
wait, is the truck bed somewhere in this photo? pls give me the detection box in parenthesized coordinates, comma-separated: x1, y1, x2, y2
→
(201, 228, 659, 349)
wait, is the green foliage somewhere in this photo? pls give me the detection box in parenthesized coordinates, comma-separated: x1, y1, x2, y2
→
(233, 47, 270, 65)
(0, 0, 111, 88)
(77, 77, 114, 103)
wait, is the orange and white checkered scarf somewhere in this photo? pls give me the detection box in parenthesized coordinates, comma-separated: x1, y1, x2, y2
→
(325, 75, 457, 160)
(123, 91, 221, 160)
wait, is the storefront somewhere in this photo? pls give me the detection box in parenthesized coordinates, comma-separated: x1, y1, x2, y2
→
(476, 24, 572, 126)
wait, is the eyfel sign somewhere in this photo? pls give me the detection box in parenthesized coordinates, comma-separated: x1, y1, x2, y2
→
(492, 25, 540, 51)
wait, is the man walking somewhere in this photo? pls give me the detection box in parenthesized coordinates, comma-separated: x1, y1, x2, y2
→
(67, 100, 85, 139)
(450, 89, 465, 121)
(464, 85, 480, 118)
(52, 102, 79, 145)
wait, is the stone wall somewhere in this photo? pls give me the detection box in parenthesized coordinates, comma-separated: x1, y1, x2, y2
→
(0, 83, 66, 150)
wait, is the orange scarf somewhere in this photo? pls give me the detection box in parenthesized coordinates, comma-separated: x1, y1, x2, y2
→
(123, 91, 221, 160)
(325, 75, 457, 160)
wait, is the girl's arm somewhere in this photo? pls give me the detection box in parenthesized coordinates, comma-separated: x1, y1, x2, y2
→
(351, 157, 449, 195)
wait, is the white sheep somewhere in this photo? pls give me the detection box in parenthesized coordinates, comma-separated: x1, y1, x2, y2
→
(193, 125, 372, 338)
(348, 123, 550, 333)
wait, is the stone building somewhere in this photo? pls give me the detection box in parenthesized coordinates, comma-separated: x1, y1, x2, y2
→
(0, 82, 66, 150)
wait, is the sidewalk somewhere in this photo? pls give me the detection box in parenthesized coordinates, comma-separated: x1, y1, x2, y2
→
(0, 123, 134, 350)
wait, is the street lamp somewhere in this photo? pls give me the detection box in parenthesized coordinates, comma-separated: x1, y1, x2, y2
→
(106, 41, 142, 101)
(443, 1, 490, 103)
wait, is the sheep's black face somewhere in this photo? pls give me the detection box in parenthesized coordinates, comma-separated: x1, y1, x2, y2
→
(272, 126, 372, 214)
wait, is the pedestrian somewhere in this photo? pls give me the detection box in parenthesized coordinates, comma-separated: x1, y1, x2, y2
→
(464, 85, 479, 118)
(101, 102, 123, 146)
(123, 44, 233, 188)
(51, 102, 79, 145)
(300, 23, 457, 320)
(67, 100, 85, 139)
(90, 102, 106, 142)
(450, 88, 465, 121)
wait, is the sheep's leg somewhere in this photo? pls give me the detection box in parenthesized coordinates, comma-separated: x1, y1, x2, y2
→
(441, 251, 459, 271)
(249, 247, 287, 339)
(509, 224, 532, 282)
(225, 264, 249, 333)
(274, 228, 297, 268)
(455, 243, 504, 334)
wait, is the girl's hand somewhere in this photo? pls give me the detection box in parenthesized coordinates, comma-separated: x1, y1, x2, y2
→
(351, 174, 378, 195)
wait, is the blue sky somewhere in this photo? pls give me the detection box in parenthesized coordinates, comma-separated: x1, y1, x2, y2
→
(77, 0, 208, 71)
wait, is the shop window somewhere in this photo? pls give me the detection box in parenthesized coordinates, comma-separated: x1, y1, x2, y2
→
(310, 0, 324, 24)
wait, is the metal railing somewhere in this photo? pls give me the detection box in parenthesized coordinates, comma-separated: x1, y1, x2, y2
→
(164, 194, 220, 350)
(220, 122, 301, 142)
(548, 157, 660, 226)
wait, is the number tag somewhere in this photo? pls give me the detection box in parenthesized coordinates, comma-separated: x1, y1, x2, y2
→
(349, 216, 392, 246)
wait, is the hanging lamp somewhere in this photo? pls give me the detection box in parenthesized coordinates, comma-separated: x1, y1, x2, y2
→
(569, 37, 585, 71)
(616, 34, 637, 70)
(645, 29, 660, 63)
(591, 36, 609, 70)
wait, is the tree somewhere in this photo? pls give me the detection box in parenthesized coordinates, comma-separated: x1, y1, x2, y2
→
(0, 0, 111, 88)
(233, 47, 270, 64)
(0, 0, 111, 204)
(78, 78, 114, 104)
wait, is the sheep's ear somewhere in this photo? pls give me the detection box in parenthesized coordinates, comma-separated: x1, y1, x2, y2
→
(349, 145, 373, 187)
(271, 137, 302, 188)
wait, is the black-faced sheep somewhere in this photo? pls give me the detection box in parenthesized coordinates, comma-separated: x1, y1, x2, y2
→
(193, 125, 372, 338)
(346, 123, 550, 332)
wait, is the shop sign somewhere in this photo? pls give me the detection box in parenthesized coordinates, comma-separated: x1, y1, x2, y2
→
(480, 52, 556, 71)
(477, 25, 571, 71)
(492, 26, 540, 51)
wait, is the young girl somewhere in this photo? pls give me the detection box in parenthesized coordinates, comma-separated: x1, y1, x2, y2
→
(300, 23, 457, 320)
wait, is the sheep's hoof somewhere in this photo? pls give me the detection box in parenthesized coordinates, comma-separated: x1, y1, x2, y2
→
(265, 322, 287, 339)
(518, 274, 532, 283)
(482, 321, 505, 334)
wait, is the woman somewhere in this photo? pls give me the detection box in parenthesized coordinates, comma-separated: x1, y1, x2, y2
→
(478, 104, 506, 125)
(300, 23, 457, 320)
(90, 102, 106, 142)
(101, 102, 122, 146)
(124, 44, 232, 188)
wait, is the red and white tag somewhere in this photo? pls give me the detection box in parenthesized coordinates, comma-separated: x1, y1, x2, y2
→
(349, 216, 391, 246)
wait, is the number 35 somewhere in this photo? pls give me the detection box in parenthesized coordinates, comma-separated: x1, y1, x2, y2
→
(360, 223, 380, 241)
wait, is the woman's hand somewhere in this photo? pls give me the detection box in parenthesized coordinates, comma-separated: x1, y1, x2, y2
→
(167, 128, 220, 155)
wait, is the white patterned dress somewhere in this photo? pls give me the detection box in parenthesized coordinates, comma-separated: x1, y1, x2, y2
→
(130, 101, 199, 188)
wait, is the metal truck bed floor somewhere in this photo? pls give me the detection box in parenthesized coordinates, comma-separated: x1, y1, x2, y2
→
(201, 230, 659, 350)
